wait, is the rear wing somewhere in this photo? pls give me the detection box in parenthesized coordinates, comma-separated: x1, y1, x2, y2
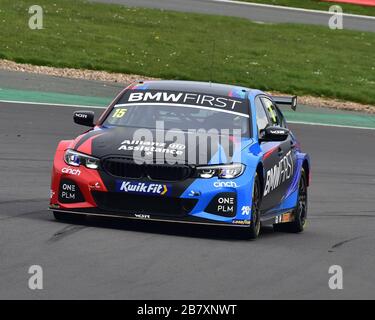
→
(272, 95, 297, 111)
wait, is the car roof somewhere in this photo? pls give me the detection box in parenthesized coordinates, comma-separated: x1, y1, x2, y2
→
(130, 80, 256, 98)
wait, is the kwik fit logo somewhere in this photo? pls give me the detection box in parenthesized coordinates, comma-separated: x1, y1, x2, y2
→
(116, 181, 170, 196)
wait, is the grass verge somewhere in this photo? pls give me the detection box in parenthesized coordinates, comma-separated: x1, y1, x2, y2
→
(0, 0, 374, 105)
(239, 0, 375, 16)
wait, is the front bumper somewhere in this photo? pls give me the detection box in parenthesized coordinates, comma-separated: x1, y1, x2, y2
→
(50, 150, 254, 227)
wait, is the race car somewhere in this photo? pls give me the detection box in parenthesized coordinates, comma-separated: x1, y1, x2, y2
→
(49, 80, 310, 239)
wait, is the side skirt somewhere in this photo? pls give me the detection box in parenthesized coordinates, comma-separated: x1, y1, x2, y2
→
(260, 208, 296, 226)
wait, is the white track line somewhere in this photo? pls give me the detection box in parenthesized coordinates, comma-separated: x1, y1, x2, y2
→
(1, 98, 374, 130)
(0, 99, 106, 109)
(210, 0, 375, 20)
(288, 120, 375, 130)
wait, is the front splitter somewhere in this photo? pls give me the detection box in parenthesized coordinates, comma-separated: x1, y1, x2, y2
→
(49, 207, 250, 228)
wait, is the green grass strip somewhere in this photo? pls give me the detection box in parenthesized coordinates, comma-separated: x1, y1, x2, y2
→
(0, 88, 111, 106)
(0, 0, 374, 105)
(284, 109, 375, 128)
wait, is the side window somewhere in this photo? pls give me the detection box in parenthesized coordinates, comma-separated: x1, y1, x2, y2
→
(261, 97, 281, 127)
(275, 106, 287, 128)
(255, 97, 270, 134)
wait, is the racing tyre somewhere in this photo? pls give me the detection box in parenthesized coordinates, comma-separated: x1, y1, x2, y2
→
(274, 168, 308, 233)
(53, 211, 86, 223)
(248, 173, 261, 240)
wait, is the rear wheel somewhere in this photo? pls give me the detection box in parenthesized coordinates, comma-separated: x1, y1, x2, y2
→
(248, 173, 261, 240)
(53, 211, 86, 223)
(274, 168, 308, 233)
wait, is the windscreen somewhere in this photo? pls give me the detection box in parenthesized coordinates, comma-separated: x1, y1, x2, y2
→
(102, 90, 251, 137)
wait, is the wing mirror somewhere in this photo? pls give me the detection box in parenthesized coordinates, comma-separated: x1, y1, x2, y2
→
(73, 111, 95, 127)
(260, 126, 289, 142)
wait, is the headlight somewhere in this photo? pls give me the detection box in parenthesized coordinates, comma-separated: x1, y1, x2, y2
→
(196, 163, 245, 179)
(64, 149, 100, 169)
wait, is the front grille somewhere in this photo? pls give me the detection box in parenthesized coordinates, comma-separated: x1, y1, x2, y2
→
(102, 157, 193, 181)
(92, 191, 198, 217)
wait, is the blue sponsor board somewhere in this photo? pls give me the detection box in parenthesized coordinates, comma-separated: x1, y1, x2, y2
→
(116, 180, 171, 196)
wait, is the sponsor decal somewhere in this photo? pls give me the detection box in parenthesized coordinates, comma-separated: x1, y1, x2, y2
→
(217, 196, 235, 214)
(241, 206, 251, 216)
(269, 129, 287, 135)
(62, 167, 81, 176)
(50, 189, 55, 199)
(282, 212, 294, 222)
(264, 150, 294, 197)
(127, 90, 243, 110)
(118, 90, 249, 116)
(275, 212, 294, 224)
(213, 181, 238, 188)
(188, 190, 201, 197)
(58, 179, 84, 203)
(232, 219, 251, 225)
(116, 180, 171, 196)
(134, 214, 150, 219)
(89, 181, 102, 190)
(205, 193, 237, 217)
(60, 183, 76, 200)
(74, 113, 88, 119)
(118, 139, 185, 156)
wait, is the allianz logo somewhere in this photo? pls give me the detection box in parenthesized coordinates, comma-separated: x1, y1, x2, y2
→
(214, 181, 238, 188)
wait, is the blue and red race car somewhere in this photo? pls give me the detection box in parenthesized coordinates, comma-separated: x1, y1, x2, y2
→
(49, 80, 310, 239)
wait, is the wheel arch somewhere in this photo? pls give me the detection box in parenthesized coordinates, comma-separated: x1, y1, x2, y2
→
(302, 158, 310, 187)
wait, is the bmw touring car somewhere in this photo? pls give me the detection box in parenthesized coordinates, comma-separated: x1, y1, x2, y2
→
(50, 80, 310, 239)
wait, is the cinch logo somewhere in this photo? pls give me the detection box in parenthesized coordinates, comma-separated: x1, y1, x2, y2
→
(62, 167, 81, 176)
(213, 181, 238, 188)
(116, 181, 170, 196)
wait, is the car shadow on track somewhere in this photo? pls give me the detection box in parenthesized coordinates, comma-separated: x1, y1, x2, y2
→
(51, 214, 279, 241)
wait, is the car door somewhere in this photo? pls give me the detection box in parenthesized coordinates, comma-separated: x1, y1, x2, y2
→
(273, 102, 298, 199)
(255, 96, 295, 212)
(254, 96, 280, 212)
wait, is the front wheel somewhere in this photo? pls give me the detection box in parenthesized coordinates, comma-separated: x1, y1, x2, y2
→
(248, 173, 261, 240)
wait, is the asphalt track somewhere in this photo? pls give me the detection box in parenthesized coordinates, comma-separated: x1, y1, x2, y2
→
(0, 101, 374, 299)
(92, 0, 375, 32)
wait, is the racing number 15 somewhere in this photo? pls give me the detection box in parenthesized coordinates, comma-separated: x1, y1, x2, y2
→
(112, 108, 127, 118)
